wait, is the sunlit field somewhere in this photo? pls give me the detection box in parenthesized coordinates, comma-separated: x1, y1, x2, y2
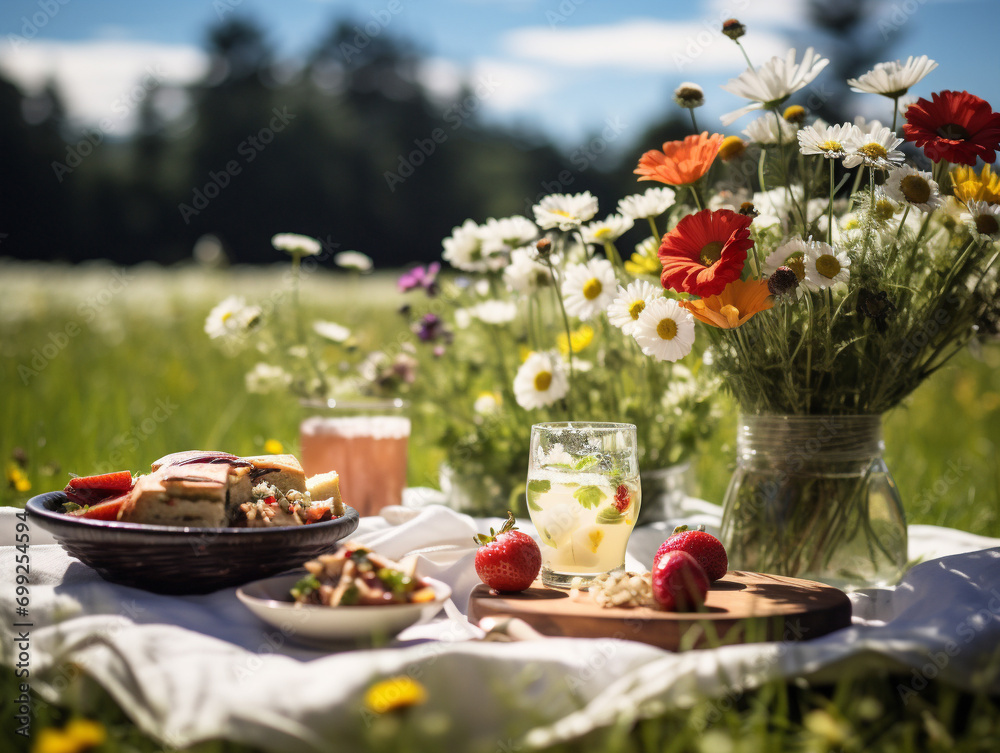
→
(3, 260, 999, 538)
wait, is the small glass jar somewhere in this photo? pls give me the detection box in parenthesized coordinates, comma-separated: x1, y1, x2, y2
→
(720, 414, 907, 590)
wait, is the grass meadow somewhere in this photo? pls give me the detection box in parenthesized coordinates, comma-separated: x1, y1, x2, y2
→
(2, 260, 1000, 752)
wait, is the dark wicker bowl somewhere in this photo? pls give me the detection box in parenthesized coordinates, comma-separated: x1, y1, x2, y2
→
(26, 491, 360, 594)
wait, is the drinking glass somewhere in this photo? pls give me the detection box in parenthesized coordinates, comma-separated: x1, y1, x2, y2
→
(527, 422, 640, 589)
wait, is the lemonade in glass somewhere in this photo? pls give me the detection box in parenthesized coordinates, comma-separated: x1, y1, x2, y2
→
(527, 422, 640, 588)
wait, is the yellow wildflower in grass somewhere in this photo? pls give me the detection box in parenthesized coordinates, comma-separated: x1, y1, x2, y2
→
(624, 237, 662, 277)
(7, 464, 31, 492)
(364, 676, 428, 714)
(557, 325, 594, 356)
(519, 345, 533, 363)
(263, 438, 284, 454)
(951, 164, 1000, 205)
(32, 719, 107, 753)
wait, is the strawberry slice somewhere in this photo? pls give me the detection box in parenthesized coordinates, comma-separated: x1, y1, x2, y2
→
(68, 492, 130, 521)
(613, 484, 631, 513)
(67, 471, 134, 492)
(304, 505, 332, 524)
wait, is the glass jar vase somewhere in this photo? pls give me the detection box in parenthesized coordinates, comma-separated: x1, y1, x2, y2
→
(720, 414, 907, 590)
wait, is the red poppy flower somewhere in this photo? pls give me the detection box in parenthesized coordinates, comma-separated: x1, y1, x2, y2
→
(903, 90, 1000, 165)
(658, 209, 754, 297)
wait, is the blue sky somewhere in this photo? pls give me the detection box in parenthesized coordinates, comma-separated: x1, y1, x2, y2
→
(2, 0, 999, 148)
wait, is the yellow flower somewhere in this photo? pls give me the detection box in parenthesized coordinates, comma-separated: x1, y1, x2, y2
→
(951, 164, 1000, 205)
(364, 676, 428, 714)
(263, 439, 284, 455)
(624, 237, 662, 277)
(519, 345, 533, 363)
(717, 135, 747, 162)
(7, 464, 31, 492)
(557, 325, 594, 356)
(32, 719, 106, 753)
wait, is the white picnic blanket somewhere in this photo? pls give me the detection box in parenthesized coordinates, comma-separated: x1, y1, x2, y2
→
(2, 494, 999, 752)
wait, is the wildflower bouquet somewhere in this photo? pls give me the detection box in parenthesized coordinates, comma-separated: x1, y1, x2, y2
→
(619, 20, 1000, 587)
(400, 193, 720, 516)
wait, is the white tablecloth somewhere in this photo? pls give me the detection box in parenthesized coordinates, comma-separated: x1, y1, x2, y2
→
(2, 494, 999, 751)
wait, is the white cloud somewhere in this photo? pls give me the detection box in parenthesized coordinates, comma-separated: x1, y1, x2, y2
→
(0, 39, 208, 135)
(468, 58, 556, 111)
(706, 0, 812, 30)
(501, 17, 791, 75)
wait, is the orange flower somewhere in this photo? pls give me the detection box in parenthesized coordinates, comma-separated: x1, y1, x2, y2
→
(680, 278, 773, 329)
(635, 132, 725, 186)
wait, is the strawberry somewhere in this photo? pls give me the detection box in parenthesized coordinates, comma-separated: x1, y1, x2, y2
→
(651, 550, 709, 611)
(613, 484, 631, 513)
(654, 525, 728, 582)
(473, 511, 541, 593)
(66, 471, 134, 492)
(68, 493, 130, 521)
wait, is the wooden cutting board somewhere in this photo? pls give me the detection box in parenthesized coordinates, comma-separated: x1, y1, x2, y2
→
(468, 571, 852, 650)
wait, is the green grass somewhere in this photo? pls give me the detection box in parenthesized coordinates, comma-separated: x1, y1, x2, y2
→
(2, 261, 999, 752)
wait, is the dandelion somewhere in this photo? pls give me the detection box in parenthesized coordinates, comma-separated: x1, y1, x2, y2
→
(848, 56, 938, 98)
(658, 208, 754, 297)
(882, 166, 942, 213)
(313, 320, 351, 343)
(903, 90, 1000, 165)
(842, 125, 905, 170)
(617, 187, 676, 220)
(532, 192, 599, 230)
(635, 132, 725, 186)
(364, 677, 428, 714)
(557, 324, 594, 356)
(271, 233, 322, 256)
(263, 439, 284, 454)
(513, 352, 570, 409)
(32, 719, 107, 753)
(7, 464, 30, 492)
(607, 280, 661, 336)
(561, 258, 618, 320)
(632, 298, 696, 362)
(334, 250, 373, 272)
(680, 278, 774, 328)
(720, 47, 829, 125)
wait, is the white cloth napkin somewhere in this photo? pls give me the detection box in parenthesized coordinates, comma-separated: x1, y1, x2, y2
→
(2, 497, 999, 752)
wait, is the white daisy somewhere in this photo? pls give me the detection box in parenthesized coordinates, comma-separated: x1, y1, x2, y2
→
(533, 191, 599, 231)
(847, 56, 937, 98)
(962, 201, 1000, 243)
(334, 251, 372, 272)
(205, 296, 261, 341)
(882, 166, 943, 213)
(580, 214, 635, 245)
(743, 113, 799, 145)
(469, 300, 518, 325)
(673, 82, 705, 108)
(632, 298, 695, 363)
(479, 216, 538, 256)
(513, 351, 570, 410)
(803, 241, 851, 290)
(473, 391, 502, 415)
(797, 122, 859, 159)
(561, 258, 617, 320)
(607, 280, 661, 336)
(618, 187, 677, 220)
(763, 237, 809, 281)
(504, 246, 552, 294)
(442, 219, 494, 272)
(843, 126, 905, 171)
(245, 363, 292, 394)
(271, 233, 322, 256)
(720, 47, 829, 126)
(313, 320, 351, 343)
(852, 116, 886, 136)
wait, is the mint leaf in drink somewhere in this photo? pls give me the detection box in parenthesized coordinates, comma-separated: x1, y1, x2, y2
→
(596, 506, 625, 525)
(573, 455, 601, 471)
(527, 479, 549, 511)
(573, 485, 605, 509)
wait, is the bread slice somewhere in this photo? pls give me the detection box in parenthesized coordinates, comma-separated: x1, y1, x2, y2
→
(119, 463, 229, 527)
(151, 450, 243, 472)
(241, 454, 307, 494)
(306, 472, 345, 515)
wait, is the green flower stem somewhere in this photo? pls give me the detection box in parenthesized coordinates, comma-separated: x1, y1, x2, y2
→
(544, 256, 576, 387)
(734, 39, 754, 69)
(689, 108, 700, 135)
(846, 166, 866, 214)
(827, 158, 836, 245)
(891, 96, 899, 133)
(689, 182, 705, 211)
(757, 147, 768, 193)
(290, 251, 327, 397)
(603, 240, 624, 270)
(886, 205, 912, 268)
(647, 217, 659, 240)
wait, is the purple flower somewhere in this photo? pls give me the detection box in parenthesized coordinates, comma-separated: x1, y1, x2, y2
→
(398, 262, 441, 295)
(416, 313, 445, 342)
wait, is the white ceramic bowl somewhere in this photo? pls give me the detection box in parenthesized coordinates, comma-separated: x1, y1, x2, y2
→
(236, 572, 452, 645)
